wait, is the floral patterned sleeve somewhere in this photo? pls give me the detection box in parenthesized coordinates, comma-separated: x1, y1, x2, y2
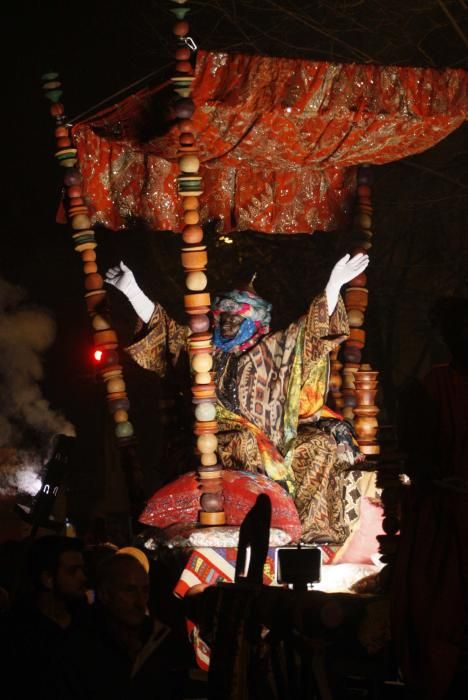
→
(125, 303, 188, 377)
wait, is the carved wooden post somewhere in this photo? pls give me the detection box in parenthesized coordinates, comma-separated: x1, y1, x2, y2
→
(353, 364, 380, 456)
(169, 0, 225, 525)
(375, 453, 406, 589)
(328, 349, 344, 411)
(341, 164, 373, 423)
(41, 73, 145, 517)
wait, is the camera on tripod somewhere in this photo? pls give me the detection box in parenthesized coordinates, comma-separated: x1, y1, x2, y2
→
(275, 543, 322, 590)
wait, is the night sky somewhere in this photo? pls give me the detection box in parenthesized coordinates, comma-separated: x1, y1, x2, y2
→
(3, 1, 467, 531)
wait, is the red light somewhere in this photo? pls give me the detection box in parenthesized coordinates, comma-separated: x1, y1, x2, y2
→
(93, 349, 103, 363)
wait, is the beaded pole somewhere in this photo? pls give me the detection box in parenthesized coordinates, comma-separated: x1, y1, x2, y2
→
(40, 73, 145, 507)
(169, 1, 226, 525)
(339, 165, 380, 455)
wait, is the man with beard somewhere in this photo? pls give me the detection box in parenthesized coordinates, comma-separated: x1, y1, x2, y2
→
(1, 535, 88, 699)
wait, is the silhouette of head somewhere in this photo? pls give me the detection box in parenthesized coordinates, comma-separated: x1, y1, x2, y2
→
(96, 554, 149, 628)
(28, 535, 87, 602)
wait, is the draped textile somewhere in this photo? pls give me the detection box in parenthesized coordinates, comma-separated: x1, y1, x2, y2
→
(71, 51, 467, 234)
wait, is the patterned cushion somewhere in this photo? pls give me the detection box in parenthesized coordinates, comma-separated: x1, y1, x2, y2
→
(333, 497, 384, 565)
(139, 469, 302, 542)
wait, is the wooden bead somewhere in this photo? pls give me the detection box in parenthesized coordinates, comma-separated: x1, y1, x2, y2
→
(85, 290, 106, 312)
(198, 469, 223, 481)
(357, 167, 373, 185)
(199, 511, 225, 525)
(113, 409, 129, 423)
(173, 20, 189, 36)
(182, 196, 199, 211)
(107, 396, 129, 412)
(115, 421, 134, 438)
(195, 403, 216, 422)
(64, 169, 82, 186)
(63, 168, 83, 187)
(194, 371, 212, 384)
(71, 214, 92, 231)
(84, 273, 104, 291)
(181, 249, 207, 270)
(50, 103, 64, 116)
(179, 154, 200, 173)
(354, 213, 372, 230)
(192, 354, 213, 373)
(357, 184, 371, 197)
(351, 272, 367, 287)
(344, 287, 368, 311)
(81, 249, 96, 262)
(182, 224, 203, 244)
(93, 329, 118, 347)
(347, 309, 365, 327)
(200, 492, 224, 512)
(69, 197, 85, 207)
(55, 126, 68, 138)
(186, 271, 207, 291)
(180, 132, 195, 147)
(347, 328, 366, 349)
(198, 478, 223, 493)
(189, 314, 210, 333)
(67, 185, 82, 198)
(179, 119, 195, 133)
(197, 433, 218, 454)
(56, 137, 72, 148)
(175, 99, 194, 119)
(83, 261, 98, 274)
(184, 209, 200, 225)
(91, 314, 111, 331)
(107, 377, 126, 393)
(176, 61, 193, 73)
(201, 452, 217, 466)
(175, 47, 191, 61)
(100, 350, 119, 367)
(342, 347, 362, 364)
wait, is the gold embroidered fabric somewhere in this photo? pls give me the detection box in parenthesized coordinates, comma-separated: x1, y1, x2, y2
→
(71, 50, 467, 234)
(126, 303, 188, 377)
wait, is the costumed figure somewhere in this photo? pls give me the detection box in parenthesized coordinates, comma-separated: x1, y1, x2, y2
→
(105, 253, 369, 543)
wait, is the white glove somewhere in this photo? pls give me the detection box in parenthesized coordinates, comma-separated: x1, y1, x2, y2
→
(105, 261, 155, 324)
(325, 253, 369, 315)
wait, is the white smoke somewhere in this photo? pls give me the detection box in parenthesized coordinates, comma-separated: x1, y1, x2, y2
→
(0, 277, 75, 494)
(0, 460, 43, 497)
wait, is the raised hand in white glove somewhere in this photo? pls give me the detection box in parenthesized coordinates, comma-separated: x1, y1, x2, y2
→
(325, 253, 369, 315)
(105, 261, 155, 324)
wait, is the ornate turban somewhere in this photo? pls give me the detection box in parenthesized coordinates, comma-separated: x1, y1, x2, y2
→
(212, 289, 272, 352)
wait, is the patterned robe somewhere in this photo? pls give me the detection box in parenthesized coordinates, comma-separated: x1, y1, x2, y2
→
(126, 293, 353, 542)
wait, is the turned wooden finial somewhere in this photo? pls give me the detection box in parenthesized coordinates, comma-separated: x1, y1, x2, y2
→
(353, 364, 380, 455)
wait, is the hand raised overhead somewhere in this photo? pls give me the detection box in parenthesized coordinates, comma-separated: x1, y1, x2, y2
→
(328, 253, 369, 288)
(105, 261, 139, 299)
(105, 261, 155, 324)
(325, 253, 369, 315)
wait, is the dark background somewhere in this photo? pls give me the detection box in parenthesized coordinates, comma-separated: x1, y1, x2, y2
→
(3, 1, 467, 532)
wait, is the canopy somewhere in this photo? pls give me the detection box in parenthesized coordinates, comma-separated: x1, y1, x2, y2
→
(72, 50, 467, 234)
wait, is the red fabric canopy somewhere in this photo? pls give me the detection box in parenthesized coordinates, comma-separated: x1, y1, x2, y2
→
(72, 50, 467, 234)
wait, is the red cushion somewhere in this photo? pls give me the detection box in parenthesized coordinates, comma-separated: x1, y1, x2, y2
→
(333, 497, 384, 565)
(139, 470, 302, 542)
